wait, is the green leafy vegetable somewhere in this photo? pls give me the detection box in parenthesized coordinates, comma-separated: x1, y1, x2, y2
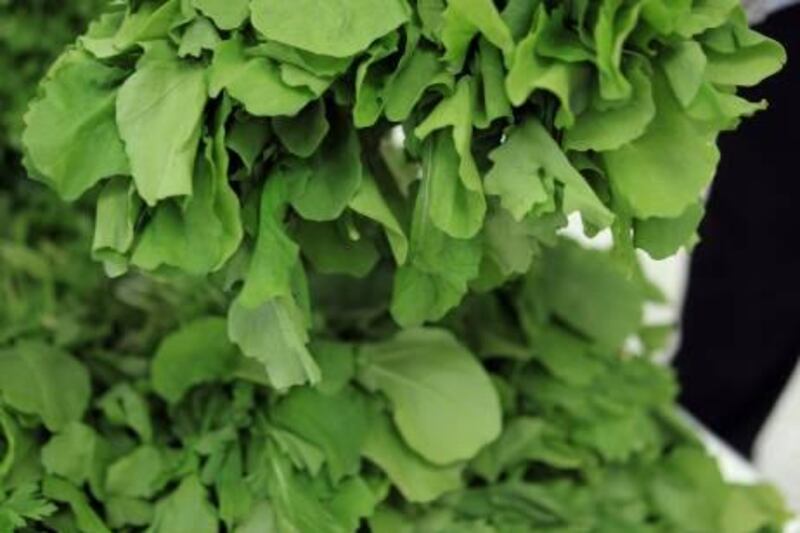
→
(3, 0, 791, 531)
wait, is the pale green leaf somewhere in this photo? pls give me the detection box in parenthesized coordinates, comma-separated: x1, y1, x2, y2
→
(117, 48, 207, 206)
(23, 50, 128, 200)
(357, 328, 501, 465)
(228, 297, 320, 390)
(250, 0, 409, 58)
(362, 410, 463, 503)
(603, 73, 719, 219)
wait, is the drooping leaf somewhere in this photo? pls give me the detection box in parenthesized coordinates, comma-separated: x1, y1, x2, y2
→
(604, 73, 720, 219)
(116, 45, 207, 206)
(23, 51, 128, 200)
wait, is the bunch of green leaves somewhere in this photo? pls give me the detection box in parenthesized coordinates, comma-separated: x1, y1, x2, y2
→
(1, 203, 789, 530)
(12, 0, 791, 530)
(0, 0, 106, 167)
(22, 0, 785, 392)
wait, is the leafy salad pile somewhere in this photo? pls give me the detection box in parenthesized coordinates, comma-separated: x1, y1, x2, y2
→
(1, 0, 792, 530)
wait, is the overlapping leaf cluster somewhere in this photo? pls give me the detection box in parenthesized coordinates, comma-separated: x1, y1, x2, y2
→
(9, 0, 792, 531)
(23, 0, 785, 391)
(1, 194, 788, 530)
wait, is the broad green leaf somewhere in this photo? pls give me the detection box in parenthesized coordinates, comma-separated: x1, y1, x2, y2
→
(648, 447, 730, 531)
(151, 317, 240, 403)
(250, 0, 409, 58)
(209, 38, 314, 117)
(0, 342, 90, 432)
(603, 73, 719, 219)
(704, 24, 786, 87)
(271, 387, 368, 483)
(228, 297, 321, 390)
(362, 410, 463, 503)
(357, 328, 501, 465)
(23, 50, 128, 200)
(117, 47, 207, 206)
